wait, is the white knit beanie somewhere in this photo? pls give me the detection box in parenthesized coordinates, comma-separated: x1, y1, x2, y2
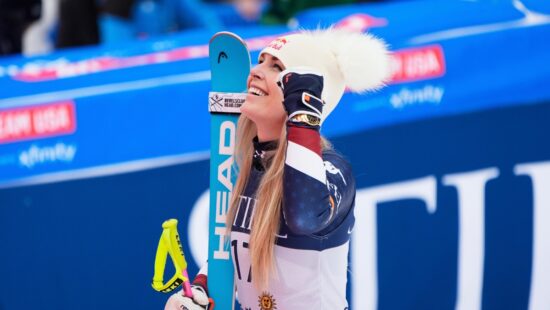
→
(260, 28, 391, 122)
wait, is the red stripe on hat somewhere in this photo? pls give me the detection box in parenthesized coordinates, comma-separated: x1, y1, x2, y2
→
(287, 125, 321, 156)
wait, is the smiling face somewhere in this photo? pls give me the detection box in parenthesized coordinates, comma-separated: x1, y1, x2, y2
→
(240, 53, 287, 141)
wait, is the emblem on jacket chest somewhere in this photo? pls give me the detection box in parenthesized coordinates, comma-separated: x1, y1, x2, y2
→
(258, 291, 277, 310)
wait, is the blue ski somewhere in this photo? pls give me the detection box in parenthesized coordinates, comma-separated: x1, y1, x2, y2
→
(208, 32, 250, 310)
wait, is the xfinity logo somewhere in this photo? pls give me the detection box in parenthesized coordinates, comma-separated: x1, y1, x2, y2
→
(19, 142, 77, 168)
(390, 85, 444, 109)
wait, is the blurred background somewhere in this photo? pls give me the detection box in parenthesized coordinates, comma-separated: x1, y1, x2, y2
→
(1, 0, 550, 309)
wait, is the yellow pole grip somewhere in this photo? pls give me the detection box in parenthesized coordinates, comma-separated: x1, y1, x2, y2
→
(151, 219, 190, 292)
(162, 219, 188, 272)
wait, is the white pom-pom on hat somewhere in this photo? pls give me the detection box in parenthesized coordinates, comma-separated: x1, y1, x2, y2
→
(324, 29, 391, 92)
(260, 27, 391, 122)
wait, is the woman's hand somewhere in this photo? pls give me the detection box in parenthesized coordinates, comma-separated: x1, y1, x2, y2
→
(164, 286, 213, 310)
(277, 67, 325, 124)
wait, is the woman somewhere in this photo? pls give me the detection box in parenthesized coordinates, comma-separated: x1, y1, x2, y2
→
(167, 28, 390, 309)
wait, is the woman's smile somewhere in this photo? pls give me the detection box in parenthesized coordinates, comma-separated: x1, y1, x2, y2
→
(248, 86, 267, 97)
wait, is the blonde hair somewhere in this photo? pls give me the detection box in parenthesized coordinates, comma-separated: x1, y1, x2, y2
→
(226, 115, 332, 290)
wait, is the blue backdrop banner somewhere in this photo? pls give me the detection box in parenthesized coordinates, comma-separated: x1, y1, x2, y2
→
(1, 1, 549, 309)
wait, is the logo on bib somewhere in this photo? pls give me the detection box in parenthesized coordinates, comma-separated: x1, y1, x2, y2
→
(258, 291, 277, 310)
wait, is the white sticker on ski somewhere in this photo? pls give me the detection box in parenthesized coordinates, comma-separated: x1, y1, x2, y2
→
(208, 92, 247, 113)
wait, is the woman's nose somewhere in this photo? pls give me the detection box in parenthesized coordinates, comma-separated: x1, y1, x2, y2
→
(250, 66, 264, 80)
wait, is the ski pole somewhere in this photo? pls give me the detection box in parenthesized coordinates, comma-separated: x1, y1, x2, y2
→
(151, 219, 194, 297)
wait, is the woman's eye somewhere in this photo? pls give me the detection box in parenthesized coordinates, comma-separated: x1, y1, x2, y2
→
(274, 64, 283, 71)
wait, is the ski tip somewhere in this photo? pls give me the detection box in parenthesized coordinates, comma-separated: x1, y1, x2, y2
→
(209, 31, 247, 47)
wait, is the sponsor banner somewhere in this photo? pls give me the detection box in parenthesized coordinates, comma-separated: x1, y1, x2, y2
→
(389, 84, 445, 109)
(18, 142, 77, 169)
(345, 101, 550, 310)
(0, 0, 548, 190)
(389, 45, 446, 84)
(0, 0, 547, 188)
(0, 140, 78, 179)
(0, 82, 213, 185)
(0, 101, 76, 144)
(334, 13, 388, 32)
(0, 34, 280, 83)
(10, 47, 211, 82)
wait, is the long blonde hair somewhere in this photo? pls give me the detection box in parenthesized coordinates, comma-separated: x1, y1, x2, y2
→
(226, 115, 331, 289)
